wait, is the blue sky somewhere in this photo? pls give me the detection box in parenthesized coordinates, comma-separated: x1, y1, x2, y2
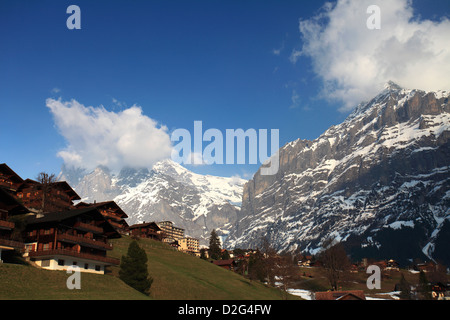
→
(1, 0, 449, 181)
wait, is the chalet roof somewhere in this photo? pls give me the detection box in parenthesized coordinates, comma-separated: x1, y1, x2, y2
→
(314, 290, 366, 300)
(17, 179, 81, 200)
(213, 259, 235, 266)
(0, 186, 29, 215)
(26, 207, 121, 239)
(75, 201, 128, 218)
(51, 181, 81, 200)
(129, 221, 161, 231)
(0, 163, 24, 183)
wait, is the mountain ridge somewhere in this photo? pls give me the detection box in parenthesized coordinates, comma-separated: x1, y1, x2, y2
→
(59, 159, 246, 246)
(225, 83, 450, 266)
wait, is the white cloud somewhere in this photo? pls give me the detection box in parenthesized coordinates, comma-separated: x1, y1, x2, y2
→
(295, 0, 450, 111)
(46, 98, 173, 172)
(289, 89, 301, 109)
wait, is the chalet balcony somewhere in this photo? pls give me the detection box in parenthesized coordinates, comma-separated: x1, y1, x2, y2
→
(108, 220, 125, 230)
(73, 221, 103, 234)
(0, 237, 24, 250)
(28, 249, 120, 265)
(0, 219, 14, 230)
(57, 233, 113, 250)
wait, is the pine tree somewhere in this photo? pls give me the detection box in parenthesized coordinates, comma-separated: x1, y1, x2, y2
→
(398, 273, 411, 300)
(418, 270, 432, 300)
(208, 229, 222, 260)
(119, 240, 153, 295)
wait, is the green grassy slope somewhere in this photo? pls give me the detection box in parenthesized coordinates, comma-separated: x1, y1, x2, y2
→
(109, 236, 286, 300)
(0, 235, 287, 300)
(0, 263, 149, 300)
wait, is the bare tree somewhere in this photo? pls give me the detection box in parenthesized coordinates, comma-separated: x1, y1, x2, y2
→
(276, 252, 300, 299)
(319, 238, 350, 291)
(259, 237, 278, 286)
(35, 172, 57, 213)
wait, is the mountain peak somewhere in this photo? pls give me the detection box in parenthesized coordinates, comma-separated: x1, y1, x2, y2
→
(383, 80, 402, 91)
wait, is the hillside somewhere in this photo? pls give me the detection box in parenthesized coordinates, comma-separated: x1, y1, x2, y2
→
(0, 262, 149, 300)
(0, 236, 286, 300)
(226, 83, 450, 266)
(108, 236, 287, 300)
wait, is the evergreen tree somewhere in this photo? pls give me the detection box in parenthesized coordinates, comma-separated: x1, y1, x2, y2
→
(119, 240, 153, 295)
(208, 229, 222, 260)
(398, 273, 411, 300)
(418, 270, 432, 300)
(200, 248, 208, 260)
(221, 249, 230, 260)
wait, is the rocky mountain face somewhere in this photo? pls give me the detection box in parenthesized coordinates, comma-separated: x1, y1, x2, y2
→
(225, 82, 450, 266)
(60, 160, 246, 246)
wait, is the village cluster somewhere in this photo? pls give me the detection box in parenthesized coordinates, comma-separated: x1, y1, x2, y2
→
(0, 163, 204, 274)
(1, 162, 449, 300)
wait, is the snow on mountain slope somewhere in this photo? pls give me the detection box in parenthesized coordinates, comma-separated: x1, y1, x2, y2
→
(61, 159, 246, 245)
(226, 83, 450, 266)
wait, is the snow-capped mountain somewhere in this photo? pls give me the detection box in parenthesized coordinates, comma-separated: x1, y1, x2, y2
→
(225, 82, 450, 266)
(60, 159, 246, 245)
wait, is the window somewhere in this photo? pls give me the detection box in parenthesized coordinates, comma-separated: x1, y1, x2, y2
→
(84, 263, 89, 270)
(43, 243, 50, 251)
(95, 265, 101, 271)
(58, 259, 65, 266)
(72, 261, 77, 266)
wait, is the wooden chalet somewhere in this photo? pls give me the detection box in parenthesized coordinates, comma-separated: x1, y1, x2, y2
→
(76, 201, 129, 234)
(16, 179, 81, 213)
(128, 221, 163, 241)
(23, 207, 120, 274)
(431, 282, 449, 300)
(0, 187, 28, 262)
(212, 259, 236, 271)
(414, 261, 437, 273)
(0, 163, 24, 192)
(314, 290, 366, 300)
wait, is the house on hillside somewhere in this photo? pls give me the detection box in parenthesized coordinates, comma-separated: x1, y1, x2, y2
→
(431, 282, 450, 300)
(314, 290, 366, 300)
(179, 237, 200, 257)
(157, 221, 185, 244)
(0, 163, 24, 192)
(76, 201, 129, 234)
(298, 255, 314, 267)
(212, 259, 236, 271)
(0, 163, 124, 274)
(0, 187, 29, 262)
(414, 261, 437, 273)
(128, 221, 163, 241)
(16, 179, 81, 213)
(386, 259, 400, 270)
(23, 207, 121, 274)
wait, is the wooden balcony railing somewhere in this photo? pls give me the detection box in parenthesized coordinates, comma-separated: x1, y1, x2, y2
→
(28, 249, 120, 265)
(0, 219, 14, 230)
(57, 233, 113, 250)
(73, 221, 103, 234)
(0, 237, 24, 250)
